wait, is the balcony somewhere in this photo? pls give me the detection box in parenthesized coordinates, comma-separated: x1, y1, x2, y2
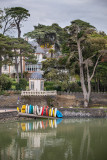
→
(21, 90, 57, 96)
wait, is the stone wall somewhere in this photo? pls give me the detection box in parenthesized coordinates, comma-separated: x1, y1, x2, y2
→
(57, 92, 107, 107)
(0, 109, 107, 120)
(0, 92, 107, 108)
(0, 111, 18, 119)
(21, 96, 51, 107)
(59, 108, 107, 118)
(0, 94, 21, 108)
(21, 92, 107, 108)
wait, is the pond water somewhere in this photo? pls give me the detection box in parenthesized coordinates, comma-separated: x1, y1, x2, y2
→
(0, 118, 107, 160)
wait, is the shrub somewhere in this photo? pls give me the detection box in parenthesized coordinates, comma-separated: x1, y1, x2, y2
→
(16, 78, 27, 90)
(54, 84, 61, 91)
(44, 81, 55, 90)
(0, 90, 5, 95)
(69, 82, 82, 92)
(0, 74, 12, 90)
(44, 81, 82, 92)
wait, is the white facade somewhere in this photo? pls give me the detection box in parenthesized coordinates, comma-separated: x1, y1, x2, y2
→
(35, 53, 43, 61)
(1, 56, 25, 75)
(25, 52, 46, 73)
(29, 79, 44, 91)
(1, 43, 46, 75)
(25, 63, 42, 72)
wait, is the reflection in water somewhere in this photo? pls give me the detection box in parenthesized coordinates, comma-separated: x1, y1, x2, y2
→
(78, 125, 90, 160)
(0, 119, 107, 160)
(21, 119, 62, 132)
(20, 119, 63, 149)
(0, 119, 63, 160)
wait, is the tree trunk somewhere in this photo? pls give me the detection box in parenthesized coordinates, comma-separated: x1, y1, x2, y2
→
(17, 24, 21, 38)
(0, 55, 2, 76)
(83, 85, 91, 107)
(20, 56, 23, 78)
(77, 40, 90, 107)
(20, 50, 23, 78)
(16, 22, 22, 79)
(95, 76, 97, 92)
(0, 66, 2, 76)
(15, 57, 19, 83)
(51, 52, 53, 58)
(97, 78, 100, 92)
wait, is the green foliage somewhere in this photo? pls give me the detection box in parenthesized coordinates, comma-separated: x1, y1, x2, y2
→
(69, 82, 82, 92)
(16, 38, 36, 63)
(9, 37, 36, 64)
(9, 37, 37, 82)
(0, 34, 13, 73)
(6, 7, 30, 38)
(16, 78, 27, 90)
(24, 23, 69, 54)
(49, 49, 55, 58)
(42, 58, 57, 71)
(58, 55, 68, 67)
(0, 74, 12, 90)
(77, 30, 84, 39)
(23, 71, 29, 79)
(0, 14, 107, 94)
(82, 35, 107, 61)
(71, 19, 95, 30)
(45, 69, 58, 81)
(54, 81, 81, 92)
(61, 43, 70, 54)
(44, 81, 55, 90)
(68, 19, 107, 94)
(59, 81, 68, 91)
(45, 81, 62, 91)
(44, 81, 81, 92)
(0, 9, 3, 29)
(0, 90, 10, 96)
(69, 19, 95, 42)
(25, 23, 57, 46)
(1, 8, 16, 35)
(94, 62, 107, 92)
(42, 57, 70, 82)
(6, 7, 30, 20)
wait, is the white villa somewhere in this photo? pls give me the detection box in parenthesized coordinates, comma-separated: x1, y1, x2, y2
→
(25, 45, 45, 73)
(2, 44, 46, 77)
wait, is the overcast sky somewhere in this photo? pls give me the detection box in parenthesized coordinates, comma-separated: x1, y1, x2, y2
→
(0, 0, 107, 37)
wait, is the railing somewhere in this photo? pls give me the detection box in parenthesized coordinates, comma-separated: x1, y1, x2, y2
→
(21, 90, 57, 96)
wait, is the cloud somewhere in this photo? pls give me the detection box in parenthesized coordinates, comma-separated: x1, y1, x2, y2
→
(0, 0, 107, 36)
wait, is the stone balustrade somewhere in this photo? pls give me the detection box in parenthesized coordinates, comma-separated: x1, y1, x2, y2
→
(21, 90, 57, 96)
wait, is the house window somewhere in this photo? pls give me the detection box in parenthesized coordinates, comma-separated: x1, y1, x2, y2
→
(3, 65, 7, 70)
(31, 81, 34, 90)
(25, 64, 38, 72)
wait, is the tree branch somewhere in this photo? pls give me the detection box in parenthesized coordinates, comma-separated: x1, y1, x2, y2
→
(90, 54, 102, 81)
(74, 55, 79, 61)
(3, 17, 15, 35)
(83, 53, 97, 64)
